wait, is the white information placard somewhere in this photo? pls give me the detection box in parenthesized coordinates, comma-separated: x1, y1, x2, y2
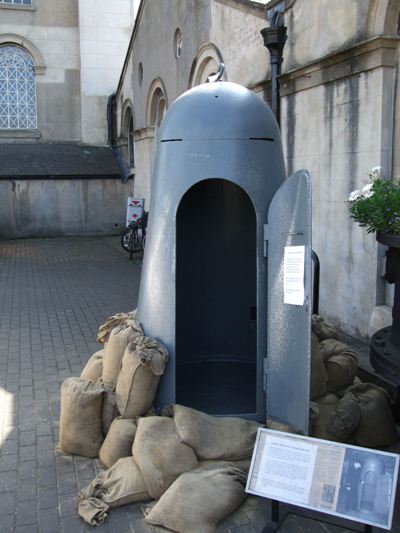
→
(283, 245, 305, 305)
(255, 435, 318, 504)
(126, 197, 144, 227)
(246, 429, 399, 530)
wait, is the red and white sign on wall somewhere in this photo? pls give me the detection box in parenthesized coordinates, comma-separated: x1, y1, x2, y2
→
(126, 197, 144, 227)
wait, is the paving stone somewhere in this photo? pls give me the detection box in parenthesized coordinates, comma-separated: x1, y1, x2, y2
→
(57, 473, 77, 495)
(37, 506, 60, 533)
(17, 478, 37, 501)
(0, 513, 16, 532)
(16, 499, 37, 526)
(0, 469, 17, 491)
(38, 466, 57, 488)
(59, 492, 78, 518)
(15, 525, 39, 533)
(0, 490, 16, 515)
(18, 460, 37, 480)
(0, 453, 18, 471)
(38, 486, 59, 510)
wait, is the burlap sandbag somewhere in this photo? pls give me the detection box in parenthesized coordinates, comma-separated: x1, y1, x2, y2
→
(164, 404, 261, 461)
(78, 456, 150, 525)
(312, 314, 339, 341)
(59, 377, 104, 457)
(344, 383, 398, 447)
(97, 310, 138, 344)
(309, 393, 340, 441)
(199, 458, 252, 472)
(116, 337, 168, 418)
(329, 393, 360, 441)
(99, 417, 137, 469)
(320, 339, 358, 393)
(266, 419, 302, 435)
(102, 320, 144, 391)
(101, 390, 120, 437)
(144, 462, 247, 533)
(132, 416, 198, 499)
(80, 349, 104, 382)
(310, 333, 328, 400)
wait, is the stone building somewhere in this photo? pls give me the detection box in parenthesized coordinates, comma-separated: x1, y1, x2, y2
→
(113, 0, 400, 339)
(0, 0, 139, 238)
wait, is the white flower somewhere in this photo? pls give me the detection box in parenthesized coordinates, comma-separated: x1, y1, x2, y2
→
(363, 190, 374, 199)
(348, 189, 361, 202)
(361, 183, 373, 194)
(371, 166, 382, 177)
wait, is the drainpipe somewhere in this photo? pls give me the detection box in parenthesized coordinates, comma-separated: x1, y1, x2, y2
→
(107, 93, 133, 183)
(261, 1, 287, 127)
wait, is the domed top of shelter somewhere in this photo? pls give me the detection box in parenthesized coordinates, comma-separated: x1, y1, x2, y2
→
(159, 81, 280, 142)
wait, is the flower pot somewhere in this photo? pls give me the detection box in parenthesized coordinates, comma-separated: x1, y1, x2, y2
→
(376, 231, 400, 249)
(370, 232, 400, 385)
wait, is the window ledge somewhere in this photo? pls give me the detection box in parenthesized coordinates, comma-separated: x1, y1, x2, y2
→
(0, 129, 40, 139)
(0, 4, 36, 11)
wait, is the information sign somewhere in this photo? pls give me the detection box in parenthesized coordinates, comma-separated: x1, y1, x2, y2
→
(283, 245, 305, 305)
(246, 429, 399, 530)
(126, 197, 144, 227)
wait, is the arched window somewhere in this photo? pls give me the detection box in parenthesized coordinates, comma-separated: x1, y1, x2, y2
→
(189, 43, 225, 88)
(0, 45, 37, 129)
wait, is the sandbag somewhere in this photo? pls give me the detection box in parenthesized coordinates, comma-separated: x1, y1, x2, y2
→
(101, 390, 120, 437)
(97, 310, 138, 344)
(102, 320, 144, 390)
(199, 458, 252, 473)
(80, 349, 104, 382)
(116, 337, 168, 418)
(329, 393, 360, 441)
(59, 377, 104, 458)
(344, 383, 398, 447)
(309, 393, 340, 441)
(78, 456, 150, 525)
(144, 462, 247, 533)
(132, 416, 198, 499)
(310, 333, 328, 400)
(266, 419, 302, 435)
(312, 314, 339, 341)
(320, 339, 358, 393)
(99, 417, 137, 469)
(165, 404, 261, 461)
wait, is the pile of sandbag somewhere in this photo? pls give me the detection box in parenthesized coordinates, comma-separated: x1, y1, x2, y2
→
(58, 310, 169, 459)
(309, 315, 399, 447)
(77, 405, 261, 530)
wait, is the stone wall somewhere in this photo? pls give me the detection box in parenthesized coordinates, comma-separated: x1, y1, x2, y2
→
(0, 179, 133, 239)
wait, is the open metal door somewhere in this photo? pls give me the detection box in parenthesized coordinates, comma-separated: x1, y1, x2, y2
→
(265, 169, 312, 434)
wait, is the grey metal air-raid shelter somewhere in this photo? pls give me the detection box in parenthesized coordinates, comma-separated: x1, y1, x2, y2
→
(137, 81, 312, 433)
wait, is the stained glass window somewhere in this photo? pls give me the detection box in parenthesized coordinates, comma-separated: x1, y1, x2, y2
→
(0, 1, 32, 5)
(0, 45, 37, 129)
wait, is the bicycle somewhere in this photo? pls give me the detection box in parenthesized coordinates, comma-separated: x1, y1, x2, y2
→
(121, 211, 148, 260)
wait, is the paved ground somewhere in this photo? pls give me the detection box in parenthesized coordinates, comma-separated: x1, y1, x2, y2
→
(0, 236, 399, 533)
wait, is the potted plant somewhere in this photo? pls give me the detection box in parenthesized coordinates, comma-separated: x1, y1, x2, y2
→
(348, 166, 400, 246)
(348, 167, 400, 382)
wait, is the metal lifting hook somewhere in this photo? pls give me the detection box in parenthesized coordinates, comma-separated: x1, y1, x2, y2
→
(207, 63, 225, 83)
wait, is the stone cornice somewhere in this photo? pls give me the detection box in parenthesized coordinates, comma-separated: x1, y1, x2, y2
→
(280, 36, 400, 96)
(133, 127, 155, 141)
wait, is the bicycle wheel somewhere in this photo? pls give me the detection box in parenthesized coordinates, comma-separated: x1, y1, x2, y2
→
(121, 227, 133, 251)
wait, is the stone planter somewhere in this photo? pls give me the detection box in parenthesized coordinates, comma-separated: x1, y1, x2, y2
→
(370, 232, 400, 385)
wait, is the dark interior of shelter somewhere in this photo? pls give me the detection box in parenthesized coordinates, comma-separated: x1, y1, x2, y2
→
(176, 178, 257, 414)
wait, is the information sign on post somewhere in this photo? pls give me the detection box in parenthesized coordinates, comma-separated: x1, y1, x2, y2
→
(126, 197, 144, 227)
(246, 429, 399, 531)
